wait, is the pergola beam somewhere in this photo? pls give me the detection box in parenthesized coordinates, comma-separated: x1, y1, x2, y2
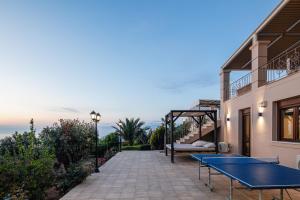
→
(164, 115, 168, 156)
(198, 116, 204, 140)
(191, 116, 200, 125)
(173, 111, 183, 123)
(170, 112, 174, 163)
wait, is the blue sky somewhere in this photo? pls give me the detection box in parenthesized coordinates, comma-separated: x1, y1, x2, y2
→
(0, 0, 279, 137)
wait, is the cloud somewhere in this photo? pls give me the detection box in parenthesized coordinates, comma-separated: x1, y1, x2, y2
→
(157, 73, 218, 93)
(61, 107, 79, 113)
(48, 107, 80, 113)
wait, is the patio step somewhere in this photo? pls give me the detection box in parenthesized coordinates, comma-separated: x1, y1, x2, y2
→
(176, 120, 220, 144)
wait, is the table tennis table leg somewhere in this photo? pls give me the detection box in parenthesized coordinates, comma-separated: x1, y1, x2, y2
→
(228, 178, 233, 200)
(258, 190, 263, 200)
(271, 189, 284, 200)
(198, 161, 201, 180)
(204, 167, 214, 191)
(280, 189, 283, 200)
(208, 167, 212, 190)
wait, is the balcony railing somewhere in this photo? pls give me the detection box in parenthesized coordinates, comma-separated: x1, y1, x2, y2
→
(224, 72, 252, 100)
(258, 40, 300, 86)
(231, 72, 252, 97)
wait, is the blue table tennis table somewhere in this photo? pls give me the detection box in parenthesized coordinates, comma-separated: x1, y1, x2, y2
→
(191, 154, 242, 181)
(191, 154, 300, 200)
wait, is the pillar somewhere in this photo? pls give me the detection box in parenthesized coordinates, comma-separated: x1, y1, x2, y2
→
(220, 70, 230, 101)
(249, 36, 270, 87)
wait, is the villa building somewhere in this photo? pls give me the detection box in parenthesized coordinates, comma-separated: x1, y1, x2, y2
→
(220, 0, 300, 167)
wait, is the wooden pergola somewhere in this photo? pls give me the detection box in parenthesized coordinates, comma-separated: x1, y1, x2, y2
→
(164, 109, 218, 163)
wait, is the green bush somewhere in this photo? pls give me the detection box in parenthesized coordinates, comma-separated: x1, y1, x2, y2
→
(121, 144, 151, 151)
(0, 119, 121, 199)
(40, 119, 95, 168)
(97, 132, 120, 157)
(149, 126, 165, 150)
(0, 129, 54, 200)
(55, 161, 92, 194)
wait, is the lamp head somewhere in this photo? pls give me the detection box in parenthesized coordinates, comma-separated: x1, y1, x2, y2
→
(90, 110, 96, 120)
(96, 113, 101, 122)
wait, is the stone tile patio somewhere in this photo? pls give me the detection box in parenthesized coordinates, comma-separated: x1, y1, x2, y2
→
(61, 151, 300, 200)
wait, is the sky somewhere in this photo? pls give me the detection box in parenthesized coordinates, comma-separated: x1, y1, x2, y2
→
(0, 0, 280, 137)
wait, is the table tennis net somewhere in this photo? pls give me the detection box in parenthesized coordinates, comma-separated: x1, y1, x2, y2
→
(202, 156, 279, 164)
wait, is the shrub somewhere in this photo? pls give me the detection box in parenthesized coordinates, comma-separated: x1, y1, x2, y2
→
(40, 119, 95, 168)
(0, 129, 55, 200)
(97, 133, 120, 157)
(121, 144, 151, 151)
(55, 161, 92, 194)
(150, 126, 165, 150)
(139, 144, 151, 150)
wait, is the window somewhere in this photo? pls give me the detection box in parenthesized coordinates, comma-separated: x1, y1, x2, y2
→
(299, 107, 300, 140)
(281, 108, 294, 140)
(278, 97, 300, 142)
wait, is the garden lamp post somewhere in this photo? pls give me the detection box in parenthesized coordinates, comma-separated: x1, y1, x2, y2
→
(118, 122, 122, 152)
(90, 110, 101, 173)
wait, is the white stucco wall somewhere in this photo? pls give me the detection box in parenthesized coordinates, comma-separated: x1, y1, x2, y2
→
(221, 71, 300, 168)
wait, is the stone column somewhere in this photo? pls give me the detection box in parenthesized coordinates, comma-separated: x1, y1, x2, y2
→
(249, 37, 270, 88)
(220, 69, 230, 101)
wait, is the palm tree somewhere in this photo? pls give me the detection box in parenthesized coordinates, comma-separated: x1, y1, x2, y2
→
(113, 118, 149, 145)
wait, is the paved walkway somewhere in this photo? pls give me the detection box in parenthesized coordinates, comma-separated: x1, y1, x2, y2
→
(61, 151, 300, 200)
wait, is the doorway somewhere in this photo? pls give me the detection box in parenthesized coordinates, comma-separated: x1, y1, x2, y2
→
(241, 108, 251, 156)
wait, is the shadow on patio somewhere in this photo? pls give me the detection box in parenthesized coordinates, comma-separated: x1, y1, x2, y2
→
(61, 151, 300, 200)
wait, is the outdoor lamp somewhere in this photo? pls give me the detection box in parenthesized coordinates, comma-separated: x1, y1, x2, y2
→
(258, 101, 267, 117)
(226, 114, 230, 122)
(96, 113, 101, 122)
(90, 110, 96, 120)
(118, 122, 122, 152)
(90, 110, 101, 173)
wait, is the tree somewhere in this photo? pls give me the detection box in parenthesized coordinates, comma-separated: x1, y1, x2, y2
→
(113, 118, 149, 145)
(99, 132, 119, 149)
(0, 119, 54, 200)
(40, 119, 95, 168)
(149, 126, 165, 150)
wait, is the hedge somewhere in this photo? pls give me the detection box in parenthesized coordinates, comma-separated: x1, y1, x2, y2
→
(121, 144, 151, 151)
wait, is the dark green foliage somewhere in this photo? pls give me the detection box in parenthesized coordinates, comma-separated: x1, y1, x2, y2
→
(0, 119, 55, 200)
(97, 132, 119, 157)
(113, 118, 149, 145)
(55, 161, 93, 194)
(139, 144, 151, 150)
(0, 118, 127, 199)
(40, 119, 95, 168)
(150, 126, 165, 150)
(121, 144, 151, 151)
(39, 119, 99, 196)
(100, 132, 119, 147)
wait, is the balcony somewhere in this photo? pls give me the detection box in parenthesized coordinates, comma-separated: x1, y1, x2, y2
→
(223, 41, 300, 101)
(258, 40, 300, 86)
(224, 72, 252, 100)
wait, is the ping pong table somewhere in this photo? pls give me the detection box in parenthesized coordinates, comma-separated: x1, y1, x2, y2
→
(192, 154, 300, 200)
(191, 154, 242, 181)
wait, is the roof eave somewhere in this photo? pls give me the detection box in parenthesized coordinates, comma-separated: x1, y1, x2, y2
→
(221, 0, 290, 70)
